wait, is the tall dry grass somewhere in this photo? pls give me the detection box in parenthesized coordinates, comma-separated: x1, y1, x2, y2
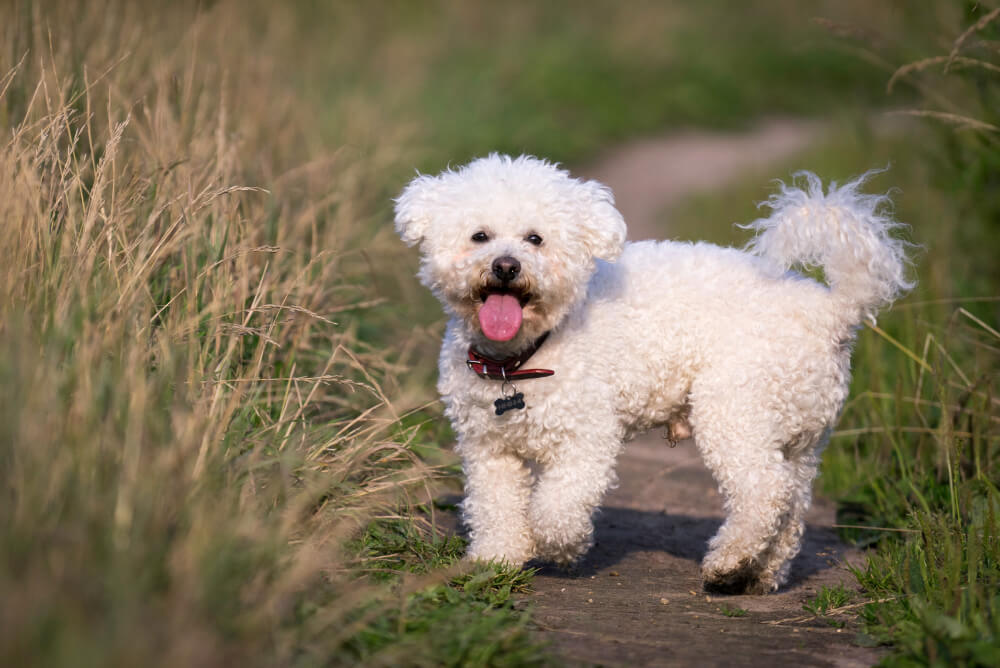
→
(0, 2, 442, 665)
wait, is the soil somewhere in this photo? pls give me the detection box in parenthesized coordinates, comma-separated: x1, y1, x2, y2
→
(581, 119, 822, 242)
(523, 119, 885, 667)
(526, 440, 882, 667)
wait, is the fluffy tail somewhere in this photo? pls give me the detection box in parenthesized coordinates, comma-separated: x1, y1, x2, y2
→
(743, 170, 915, 325)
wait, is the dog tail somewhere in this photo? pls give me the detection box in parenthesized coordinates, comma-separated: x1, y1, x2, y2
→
(743, 170, 915, 326)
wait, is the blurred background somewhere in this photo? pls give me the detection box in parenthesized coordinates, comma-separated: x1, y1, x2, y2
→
(2, 1, 998, 665)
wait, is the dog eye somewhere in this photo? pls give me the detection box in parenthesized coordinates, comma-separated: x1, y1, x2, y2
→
(471, 231, 489, 243)
(525, 234, 543, 246)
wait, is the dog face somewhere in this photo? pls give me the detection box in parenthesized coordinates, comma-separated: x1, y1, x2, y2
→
(395, 154, 626, 349)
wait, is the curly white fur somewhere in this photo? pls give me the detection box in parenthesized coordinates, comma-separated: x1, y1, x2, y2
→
(743, 170, 915, 325)
(395, 154, 913, 594)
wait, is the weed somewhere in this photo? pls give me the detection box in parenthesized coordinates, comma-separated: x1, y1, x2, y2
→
(663, 16, 1000, 655)
(826, 5, 1000, 664)
(346, 518, 546, 666)
(720, 605, 750, 618)
(804, 585, 853, 617)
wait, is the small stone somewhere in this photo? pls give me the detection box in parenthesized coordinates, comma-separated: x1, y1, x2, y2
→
(609, 571, 619, 577)
(689, 590, 697, 596)
(560, 587, 566, 592)
(705, 596, 713, 603)
(660, 598, 670, 605)
(587, 598, 594, 603)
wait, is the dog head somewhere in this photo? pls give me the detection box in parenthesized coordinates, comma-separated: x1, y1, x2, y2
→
(394, 154, 626, 352)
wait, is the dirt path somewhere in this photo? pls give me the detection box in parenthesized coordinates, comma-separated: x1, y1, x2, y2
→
(583, 118, 820, 240)
(523, 119, 884, 667)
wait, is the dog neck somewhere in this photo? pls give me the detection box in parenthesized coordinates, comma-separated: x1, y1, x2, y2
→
(466, 331, 553, 381)
(464, 319, 547, 360)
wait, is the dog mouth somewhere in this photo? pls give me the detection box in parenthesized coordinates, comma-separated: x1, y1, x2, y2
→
(477, 285, 532, 342)
(478, 285, 532, 307)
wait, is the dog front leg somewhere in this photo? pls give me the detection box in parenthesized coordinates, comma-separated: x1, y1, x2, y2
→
(529, 435, 620, 565)
(461, 449, 535, 565)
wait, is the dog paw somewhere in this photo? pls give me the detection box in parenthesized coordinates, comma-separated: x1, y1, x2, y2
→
(465, 541, 534, 567)
(702, 557, 775, 595)
(533, 536, 591, 566)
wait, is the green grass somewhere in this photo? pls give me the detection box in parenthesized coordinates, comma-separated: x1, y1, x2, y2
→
(347, 519, 548, 666)
(720, 604, 750, 618)
(826, 9, 1000, 663)
(804, 585, 854, 617)
(667, 127, 1000, 665)
(850, 498, 1000, 665)
(663, 5, 1000, 663)
(283, 2, 919, 177)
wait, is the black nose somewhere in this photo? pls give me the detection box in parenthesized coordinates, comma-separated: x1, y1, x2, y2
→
(492, 256, 521, 283)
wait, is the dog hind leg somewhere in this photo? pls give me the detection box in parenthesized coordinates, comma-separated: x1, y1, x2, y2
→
(757, 453, 818, 588)
(691, 397, 802, 594)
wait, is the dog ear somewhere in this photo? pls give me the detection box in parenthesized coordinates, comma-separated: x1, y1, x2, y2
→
(578, 180, 627, 261)
(394, 174, 439, 248)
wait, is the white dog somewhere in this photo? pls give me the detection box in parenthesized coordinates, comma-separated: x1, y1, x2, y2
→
(394, 154, 911, 594)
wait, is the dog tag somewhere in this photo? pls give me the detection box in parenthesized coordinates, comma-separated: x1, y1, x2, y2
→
(494, 391, 525, 415)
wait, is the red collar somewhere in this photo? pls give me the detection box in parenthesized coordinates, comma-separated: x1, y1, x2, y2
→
(466, 332, 554, 381)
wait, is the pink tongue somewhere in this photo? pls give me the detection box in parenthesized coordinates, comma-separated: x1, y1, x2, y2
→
(478, 294, 523, 341)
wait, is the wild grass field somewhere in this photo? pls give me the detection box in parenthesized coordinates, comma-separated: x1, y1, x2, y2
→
(664, 11, 1000, 662)
(1, 1, 997, 666)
